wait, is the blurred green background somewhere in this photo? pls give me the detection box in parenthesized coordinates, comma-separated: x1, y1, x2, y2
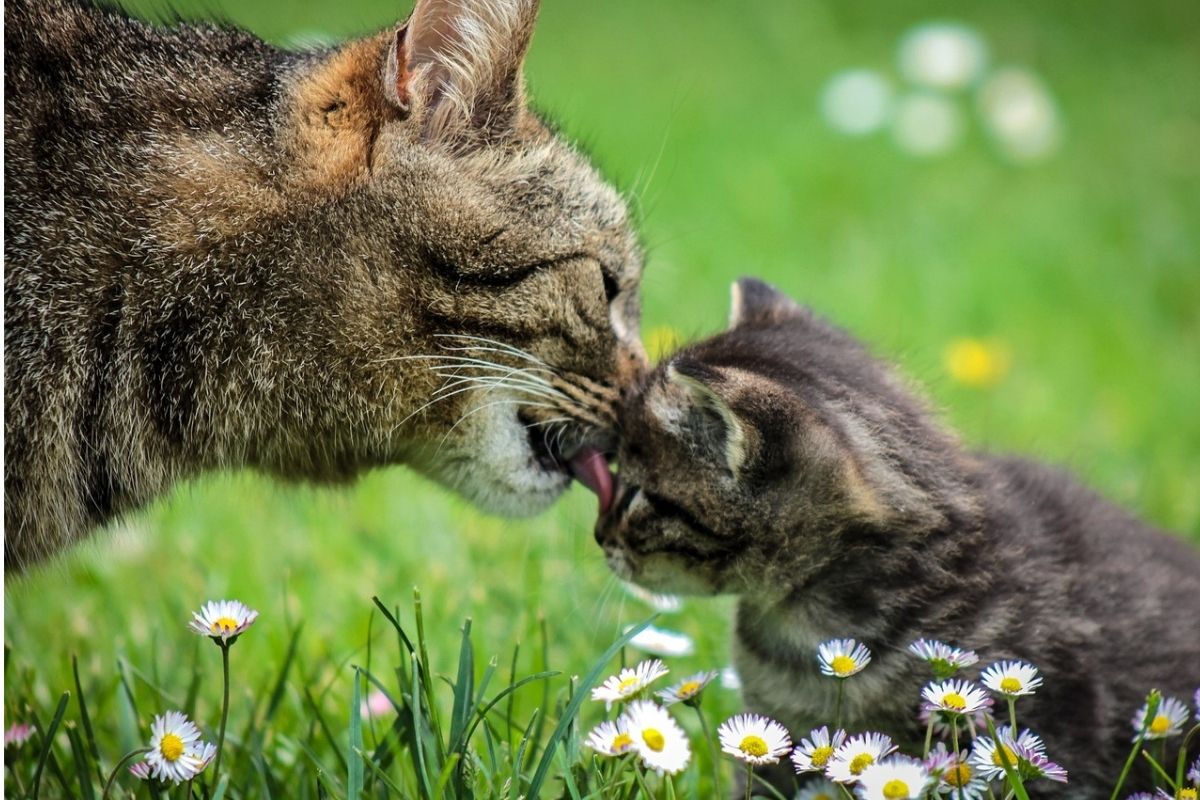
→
(5, 0, 1199, 792)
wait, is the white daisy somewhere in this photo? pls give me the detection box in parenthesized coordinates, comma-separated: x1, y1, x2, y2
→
(856, 755, 932, 800)
(792, 726, 847, 774)
(980, 661, 1042, 697)
(717, 713, 793, 766)
(925, 744, 987, 799)
(656, 670, 718, 706)
(908, 639, 979, 678)
(623, 700, 690, 774)
(591, 659, 669, 708)
(144, 711, 206, 785)
(796, 779, 842, 800)
(1132, 696, 1191, 740)
(585, 719, 634, 756)
(918, 705, 992, 739)
(1188, 755, 1200, 785)
(188, 741, 218, 772)
(188, 599, 259, 642)
(921, 679, 990, 715)
(817, 639, 872, 679)
(621, 581, 684, 613)
(968, 726, 1044, 781)
(827, 732, 896, 784)
(129, 760, 153, 780)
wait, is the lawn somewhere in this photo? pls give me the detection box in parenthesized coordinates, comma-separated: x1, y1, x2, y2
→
(4, 0, 1198, 797)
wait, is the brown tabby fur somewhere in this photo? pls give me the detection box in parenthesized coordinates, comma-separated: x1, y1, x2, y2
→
(4, 0, 646, 572)
(596, 279, 1200, 798)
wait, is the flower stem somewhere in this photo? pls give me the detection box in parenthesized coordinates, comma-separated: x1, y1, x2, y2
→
(834, 679, 846, 731)
(694, 704, 723, 797)
(923, 714, 936, 759)
(1110, 691, 1159, 800)
(212, 642, 232, 787)
(1174, 724, 1200, 787)
(101, 747, 151, 800)
(1006, 697, 1017, 731)
(951, 717, 966, 800)
(744, 763, 754, 800)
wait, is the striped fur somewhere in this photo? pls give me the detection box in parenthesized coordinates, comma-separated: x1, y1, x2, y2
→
(4, 0, 646, 571)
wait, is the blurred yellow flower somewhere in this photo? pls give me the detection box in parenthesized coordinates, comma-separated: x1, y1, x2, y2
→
(944, 338, 1011, 388)
(644, 326, 682, 363)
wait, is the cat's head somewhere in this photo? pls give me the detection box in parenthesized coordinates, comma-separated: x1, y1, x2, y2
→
(272, 0, 644, 514)
(595, 279, 969, 596)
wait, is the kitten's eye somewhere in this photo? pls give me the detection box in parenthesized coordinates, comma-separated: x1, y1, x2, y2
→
(602, 272, 620, 304)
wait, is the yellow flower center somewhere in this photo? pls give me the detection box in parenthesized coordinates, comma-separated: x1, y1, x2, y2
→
(991, 745, 1017, 767)
(678, 681, 701, 698)
(831, 655, 857, 676)
(739, 735, 768, 757)
(160, 733, 184, 762)
(945, 763, 972, 787)
(611, 733, 633, 753)
(811, 745, 834, 767)
(617, 677, 640, 693)
(849, 752, 875, 775)
(1180, 790, 1198, 800)
(883, 779, 910, 799)
(1149, 715, 1170, 735)
(999, 677, 1022, 694)
(814, 795, 833, 800)
(210, 616, 239, 634)
(943, 692, 967, 710)
(642, 728, 665, 752)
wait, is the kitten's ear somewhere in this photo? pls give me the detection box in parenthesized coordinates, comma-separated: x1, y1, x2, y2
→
(385, 0, 539, 141)
(663, 361, 750, 474)
(728, 278, 807, 329)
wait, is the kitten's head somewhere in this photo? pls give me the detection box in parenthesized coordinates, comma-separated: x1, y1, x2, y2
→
(595, 279, 968, 596)
(271, 0, 644, 513)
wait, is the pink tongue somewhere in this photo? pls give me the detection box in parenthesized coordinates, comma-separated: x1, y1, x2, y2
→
(569, 448, 615, 515)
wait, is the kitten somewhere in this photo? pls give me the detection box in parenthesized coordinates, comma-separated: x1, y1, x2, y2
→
(592, 278, 1200, 797)
(4, 0, 644, 571)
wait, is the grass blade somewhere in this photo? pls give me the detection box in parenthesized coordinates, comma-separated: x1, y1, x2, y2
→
(348, 668, 365, 798)
(31, 691, 72, 800)
(66, 724, 95, 800)
(71, 656, 105, 789)
(526, 616, 657, 798)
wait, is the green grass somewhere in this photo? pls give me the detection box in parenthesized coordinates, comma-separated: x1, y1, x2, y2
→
(5, 0, 1199, 797)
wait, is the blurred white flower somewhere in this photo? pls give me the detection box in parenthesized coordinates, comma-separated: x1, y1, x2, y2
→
(145, 711, 210, 785)
(4, 723, 33, 748)
(907, 639, 979, 676)
(796, 779, 842, 800)
(821, 69, 893, 136)
(359, 689, 394, 719)
(898, 22, 988, 90)
(977, 67, 1062, 163)
(626, 624, 695, 658)
(1131, 696, 1191, 740)
(621, 581, 683, 613)
(892, 92, 964, 157)
(720, 666, 742, 690)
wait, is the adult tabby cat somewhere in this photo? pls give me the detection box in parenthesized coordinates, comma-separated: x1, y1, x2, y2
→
(4, 0, 644, 571)
(592, 278, 1200, 797)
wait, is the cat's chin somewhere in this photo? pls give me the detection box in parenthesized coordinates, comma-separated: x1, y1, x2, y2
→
(412, 401, 578, 516)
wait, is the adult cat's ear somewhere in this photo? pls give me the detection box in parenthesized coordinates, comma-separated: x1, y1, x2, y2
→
(728, 278, 807, 329)
(663, 360, 750, 475)
(385, 0, 539, 141)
